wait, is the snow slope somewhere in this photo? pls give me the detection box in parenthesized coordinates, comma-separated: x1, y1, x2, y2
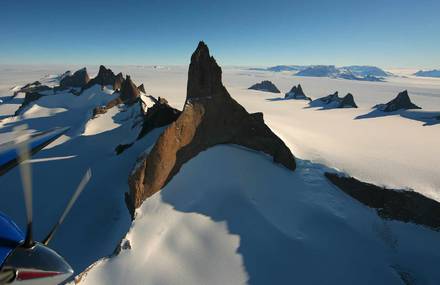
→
(0, 81, 164, 276)
(0, 65, 440, 284)
(76, 145, 440, 285)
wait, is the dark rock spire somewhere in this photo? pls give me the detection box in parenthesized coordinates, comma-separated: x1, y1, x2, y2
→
(127, 41, 296, 214)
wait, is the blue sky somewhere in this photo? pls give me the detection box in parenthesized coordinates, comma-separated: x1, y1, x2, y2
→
(1, 0, 439, 68)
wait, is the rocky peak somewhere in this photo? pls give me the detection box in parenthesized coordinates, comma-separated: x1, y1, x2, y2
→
(96, 65, 116, 86)
(113, 72, 124, 91)
(120, 75, 140, 104)
(381, 90, 421, 112)
(82, 65, 118, 90)
(341, 93, 357, 108)
(248, 80, 280, 93)
(138, 84, 146, 94)
(310, 91, 357, 109)
(127, 42, 296, 214)
(59, 67, 90, 88)
(186, 41, 226, 101)
(285, 84, 311, 100)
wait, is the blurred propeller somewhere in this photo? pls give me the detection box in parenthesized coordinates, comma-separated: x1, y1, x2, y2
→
(43, 168, 92, 245)
(14, 125, 34, 248)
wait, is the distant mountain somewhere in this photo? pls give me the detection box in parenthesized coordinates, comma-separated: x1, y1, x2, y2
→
(249, 65, 306, 72)
(248, 80, 281, 93)
(267, 65, 306, 72)
(296, 65, 386, 81)
(414, 69, 440, 78)
(342, 65, 390, 77)
(250, 65, 389, 82)
(295, 65, 338, 77)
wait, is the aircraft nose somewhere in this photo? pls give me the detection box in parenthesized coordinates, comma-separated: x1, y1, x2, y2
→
(1, 242, 74, 284)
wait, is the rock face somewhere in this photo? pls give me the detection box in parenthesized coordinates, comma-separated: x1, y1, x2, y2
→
(137, 97, 181, 139)
(15, 81, 49, 95)
(325, 173, 440, 230)
(127, 42, 296, 213)
(138, 84, 146, 94)
(340, 93, 357, 108)
(120, 75, 140, 105)
(13, 83, 52, 115)
(113, 73, 124, 91)
(248, 80, 280, 93)
(310, 92, 358, 108)
(83, 65, 118, 90)
(376, 90, 421, 112)
(59, 68, 90, 88)
(92, 97, 123, 117)
(284, 84, 311, 100)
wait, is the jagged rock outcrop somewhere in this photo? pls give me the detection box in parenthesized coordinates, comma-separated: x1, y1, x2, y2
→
(137, 97, 181, 139)
(13, 82, 52, 115)
(127, 42, 296, 213)
(14, 92, 46, 115)
(310, 92, 358, 108)
(375, 90, 421, 112)
(325, 173, 440, 230)
(120, 75, 140, 104)
(92, 97, 123, 117)
(116, 96, 181, 155)
(284, 84, 311, 100)
(138, 84, 146, 94)
(248, 80, 280, 93)
(15, 81, 50, 95)
(340, 93, 357, 108)
(92, 75, 141, 116)
(83, 65, 118, 90)
(59, 68, 90, 88)
(113, 73, 124, 91)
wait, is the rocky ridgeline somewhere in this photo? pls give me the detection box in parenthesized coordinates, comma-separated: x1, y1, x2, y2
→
(120, 75, 140, 105)
(127, 42, 296, 214)
(113, 73, 124, 91)
(59, 68, 90, 89)
(138, 84, 146, 94)
(284, 84, 311, 101)
(375, 90, 421, 112)
(325, 173, 440, 230)
(13, 81, 53, 115)
(115, 96, 182, 155)
(12, 65, 147, 118)
(83, 65, 118, 90)
(136, 97, 181, 139)
(248, 80, 280, 93)
(92, 74, 144, 117)
(310, 91, 358, 109)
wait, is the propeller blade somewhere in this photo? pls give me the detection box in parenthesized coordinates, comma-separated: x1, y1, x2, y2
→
(43, 168, 91, 245)
(13, 125, 33, 248)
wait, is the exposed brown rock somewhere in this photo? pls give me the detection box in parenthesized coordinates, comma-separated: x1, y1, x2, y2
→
(137, 97, 181, 139)
(14, 84, 52, 115)
(83, 65, 117, 90)
(59, 68, 90, 88)
(115, 97, 181, 156)
(127, 42, 296, 212)
(113, 73, 124, 91)
(138, 84, 146, 94)
(120, 75, 140, 105)
(325, 172, 440, 230)
(92, 97, 123, 117)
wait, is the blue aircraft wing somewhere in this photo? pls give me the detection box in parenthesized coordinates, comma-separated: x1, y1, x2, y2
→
(0, 211, 24, 267)
(0, 127, 70, 176)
